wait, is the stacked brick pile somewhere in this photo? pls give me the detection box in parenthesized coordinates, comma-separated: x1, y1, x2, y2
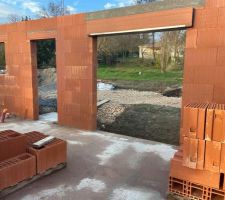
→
(0, 130, 67, 191)
(169, 103, 225, 199)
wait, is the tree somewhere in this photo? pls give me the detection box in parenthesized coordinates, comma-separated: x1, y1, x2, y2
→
(8, 14, 21, 23)
(159, 31, 185, 72)
(160, 32, 171, 73)
(97, 33, 150, 65)
(36, 40, 56, 68)
(135, 0, 157, 63)
(8, 14, 31, 23)
(0, 43, 5, 70)
(38, 1, 70, 18)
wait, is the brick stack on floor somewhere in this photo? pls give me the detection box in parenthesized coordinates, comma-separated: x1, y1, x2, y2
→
(0, 130, 67, 192)
(169, 103, 225, 200)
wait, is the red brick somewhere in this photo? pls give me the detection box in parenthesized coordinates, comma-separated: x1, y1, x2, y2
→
(217, 47, 225, 66)
(0, 130, 26, 162)
(183, 106, 198, 138)
(182, 103, 208, 139)
(197, 140, 205, 170)
(213, 107, 225, 142)
(0, 153, 36, 190)
(170, 156, 220, 188)
(206, 0, 225, 8)
(185, 29, 198, 48)
(182, 84, 214, 105)
(205, 9, 219, 28)
(204, 141, 221, 173)
(25, 132, 67, 174)
(220, 143, 225, 173)
(213, 86, 225, 104)
(203, 104, 225, 142)
(183, 137, 198, 169)
(205, 105, 215, 141)
(184, 48, 217, 67)
(197, 28, 220, 47)
(219, 8, 225, 28)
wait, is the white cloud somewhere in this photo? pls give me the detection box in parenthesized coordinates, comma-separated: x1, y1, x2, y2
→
(0, 0, 17, 5)
(117, 0, 135, 6)
(0, 0, 41, 23)
(66, 5, 76, 13)
(22, 1, 41, 13)
(104, 2, 116, 9)
(0, 2, 17, 18)
(104, 0, 135, 10)
(118, 2, 125, 7)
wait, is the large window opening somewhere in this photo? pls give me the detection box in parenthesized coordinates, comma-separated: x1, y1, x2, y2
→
(97, 30, 186, 145)
(33, 39, 57, 122)
(0, 43, 6, 74)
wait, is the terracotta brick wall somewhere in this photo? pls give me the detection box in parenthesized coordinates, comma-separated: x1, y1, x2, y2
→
(56, 14, 97, 130)
(181, 0, 225, 141)
(0, 0, 224, 131)
(183, 0, 225, 106)
(0, 22, 37, 119)
(0, 15, 97, 130)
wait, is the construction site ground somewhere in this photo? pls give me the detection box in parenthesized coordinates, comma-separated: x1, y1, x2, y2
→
(0, 115, 176, 200)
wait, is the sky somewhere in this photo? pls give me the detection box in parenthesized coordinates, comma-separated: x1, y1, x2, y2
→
(0, 0, 136, 23)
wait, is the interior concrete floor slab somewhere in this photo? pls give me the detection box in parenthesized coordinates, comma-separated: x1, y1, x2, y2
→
(0, 118, 177, 200)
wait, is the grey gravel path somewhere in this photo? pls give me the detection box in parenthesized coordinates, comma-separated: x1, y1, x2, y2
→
(98, 89, 181, 108)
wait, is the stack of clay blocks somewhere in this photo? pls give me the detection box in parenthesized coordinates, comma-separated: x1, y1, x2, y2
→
(169, 103, 225, 200)
(0, 130, 67, 191)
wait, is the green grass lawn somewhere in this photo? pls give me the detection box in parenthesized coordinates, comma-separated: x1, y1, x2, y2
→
(97, 64, 183, 85)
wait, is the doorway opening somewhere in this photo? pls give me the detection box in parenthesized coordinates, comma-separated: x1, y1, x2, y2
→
(96, 30, 186, 145)
(0, 42, 6, 74)
(32, 39, 57, 123)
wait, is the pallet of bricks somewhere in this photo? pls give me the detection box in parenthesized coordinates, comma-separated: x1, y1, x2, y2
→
(169, 103, 225, 200)
(0, 130, 67, 195)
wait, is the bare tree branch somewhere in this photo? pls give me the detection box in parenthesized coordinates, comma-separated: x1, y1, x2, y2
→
(37, 1, 70, 18)
(8, 14, 21, 23)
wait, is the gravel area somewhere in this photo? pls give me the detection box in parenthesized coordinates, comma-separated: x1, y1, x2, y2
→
(98, 103, 127, 124)
(98, 89, 181, 108)
(97, 89, 181, 145)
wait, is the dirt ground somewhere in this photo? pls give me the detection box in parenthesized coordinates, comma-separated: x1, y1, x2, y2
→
(97, 103, 180, 145)
(97, 89, 181, 145)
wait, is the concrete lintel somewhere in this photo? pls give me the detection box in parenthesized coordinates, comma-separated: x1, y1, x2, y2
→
(0, 35, 7, 42)
(27, 30, 57, 40)
(86, 0, 204, 21)
(90, 25, 187, 36)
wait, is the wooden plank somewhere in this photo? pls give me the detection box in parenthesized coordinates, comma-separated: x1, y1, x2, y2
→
(97, 100, 110, 107)
(0, 163, 66, 198)
(33, 136, 55, 149)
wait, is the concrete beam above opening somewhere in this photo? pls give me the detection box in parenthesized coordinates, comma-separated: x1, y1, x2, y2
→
(89, 25, 187, 36)
(87, 7, 194, 36)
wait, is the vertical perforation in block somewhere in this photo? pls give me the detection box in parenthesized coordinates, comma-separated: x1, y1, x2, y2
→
(220, 173, 224, 190)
